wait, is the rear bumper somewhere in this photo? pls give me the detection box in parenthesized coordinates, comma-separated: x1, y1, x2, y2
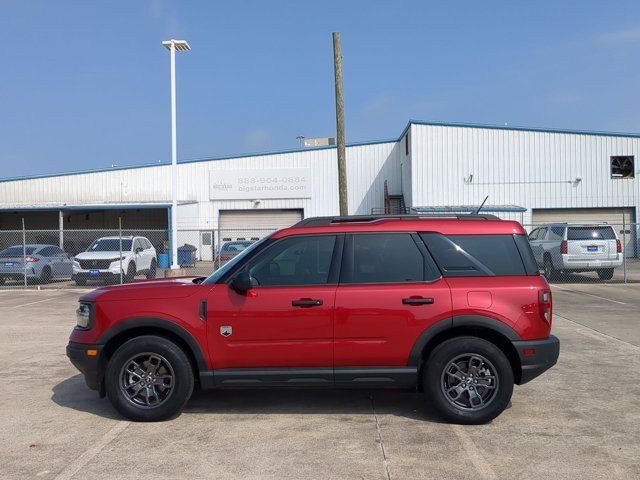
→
(66, 341, 103, 391)
(561, 257, 622, 270)
(512, 335, 560, 385)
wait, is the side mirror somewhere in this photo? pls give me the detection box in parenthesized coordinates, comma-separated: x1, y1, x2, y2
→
(231, 271, 256, 293)
(135, 247, 143, 254)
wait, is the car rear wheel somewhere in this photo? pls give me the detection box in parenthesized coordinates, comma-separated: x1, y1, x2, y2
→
(105, 335, 194, 422)
(424, 336, 514, 424)
(39, 266, 52, 284)
(597, 268, 614, 280)
(146, 259, 157, 279)
(543, 256, 558, 281)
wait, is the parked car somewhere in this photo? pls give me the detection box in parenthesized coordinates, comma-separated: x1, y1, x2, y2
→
(67, 215, 559, 424)
(215, 240, 254, 266)
(0, 244, 73, 284)
(528, 223, 623, 280)
(72, 236, 157, 285)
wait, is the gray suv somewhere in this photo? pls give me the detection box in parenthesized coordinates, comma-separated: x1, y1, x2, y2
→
(528, 223, 623, 280)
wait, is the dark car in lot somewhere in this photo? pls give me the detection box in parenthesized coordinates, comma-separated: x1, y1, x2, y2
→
(0, 244, 73, 284)
(67, 215, 559, 424)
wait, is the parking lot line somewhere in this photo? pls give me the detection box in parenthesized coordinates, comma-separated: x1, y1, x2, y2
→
(9, 297, 62, 309)
(451, 424, 497, 479)
(53, 421, 130, 480)
(553, 285, 627, 305)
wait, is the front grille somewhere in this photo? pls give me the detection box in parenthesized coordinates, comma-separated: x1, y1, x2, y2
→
(78, 259, 115, 270)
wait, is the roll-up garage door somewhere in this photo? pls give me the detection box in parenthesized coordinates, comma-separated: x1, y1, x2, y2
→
(532, 208, 636, 257)
(218, 209, 303, 241)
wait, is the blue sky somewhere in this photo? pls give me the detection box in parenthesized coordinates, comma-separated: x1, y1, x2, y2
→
(1, 1, 640, 178)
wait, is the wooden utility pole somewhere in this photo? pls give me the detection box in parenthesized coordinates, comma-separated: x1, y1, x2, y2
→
(332, 32, 348, 216)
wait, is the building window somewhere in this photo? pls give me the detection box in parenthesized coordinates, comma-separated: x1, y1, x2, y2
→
(610, 156, 634, 179)
(405, 132, 410, 156)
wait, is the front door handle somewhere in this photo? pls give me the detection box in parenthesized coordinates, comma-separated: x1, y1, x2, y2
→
(402, 297, 434, 305)
(292, 299, 323, 307)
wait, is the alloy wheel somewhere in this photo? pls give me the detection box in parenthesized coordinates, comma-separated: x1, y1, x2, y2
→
(119, 352, 175, 409)
(440, 353, 499, 411)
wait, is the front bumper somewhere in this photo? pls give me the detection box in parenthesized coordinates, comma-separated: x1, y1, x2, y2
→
(512, 335, 560, 384)
(66, 341, 104, 391)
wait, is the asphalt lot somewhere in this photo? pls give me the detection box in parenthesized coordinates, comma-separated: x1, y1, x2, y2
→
(1, 285, 639, 479)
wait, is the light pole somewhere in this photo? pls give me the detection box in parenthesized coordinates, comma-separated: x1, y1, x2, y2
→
(162, 39, 191, 270)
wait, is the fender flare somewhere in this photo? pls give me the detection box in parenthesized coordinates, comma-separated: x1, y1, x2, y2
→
(97, 317, 208, 371)
(407, 315, 521, 367)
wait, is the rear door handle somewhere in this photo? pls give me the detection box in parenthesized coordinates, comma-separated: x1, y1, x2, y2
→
(292, 299, 323, 307)
(402, 297, 434, 305)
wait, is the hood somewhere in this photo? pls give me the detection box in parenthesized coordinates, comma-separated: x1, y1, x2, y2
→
(75, 251, 131, 260)
(80, 276, 208, 302)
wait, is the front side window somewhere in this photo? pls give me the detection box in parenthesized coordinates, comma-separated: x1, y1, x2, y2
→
(244, 235, 336, 286)
(421, 233, 527, 276)
(343, 233, 435, 284)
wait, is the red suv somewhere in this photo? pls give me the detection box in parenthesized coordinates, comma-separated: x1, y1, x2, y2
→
(67, 215, 559, 424)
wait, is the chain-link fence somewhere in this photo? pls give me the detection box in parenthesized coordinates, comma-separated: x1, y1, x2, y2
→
(0, 227, 277, 288)
(1, 223, 637, 288)
(523, 222, 639, 284)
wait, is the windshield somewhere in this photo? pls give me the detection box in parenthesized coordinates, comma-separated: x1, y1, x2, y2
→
(203, 236, 270, 284)
(221, 241, 252, 252)
(87, 239, 133, 252)
(0, 246, 38, 257)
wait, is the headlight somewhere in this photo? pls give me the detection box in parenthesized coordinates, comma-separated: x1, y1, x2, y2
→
(76, 302, 93, 329)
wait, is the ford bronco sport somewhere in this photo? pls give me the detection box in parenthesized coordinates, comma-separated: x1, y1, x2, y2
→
(67, 215, 559, 424)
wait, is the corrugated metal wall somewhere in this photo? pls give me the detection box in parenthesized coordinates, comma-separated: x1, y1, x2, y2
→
(0, 141, 399, 228)
(410, 124, 640, 223)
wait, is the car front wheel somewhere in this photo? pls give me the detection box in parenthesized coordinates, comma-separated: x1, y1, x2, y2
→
(146, 259, 157, 279)
(105, 335, 194, 421)
(424, 336, 514, 424)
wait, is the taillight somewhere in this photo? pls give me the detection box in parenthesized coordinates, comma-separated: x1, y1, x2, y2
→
(25, 256, 39, 263)
(539, 289, 552, 325)
(616, 239, 622, 253)
(560, 240, 567, 254)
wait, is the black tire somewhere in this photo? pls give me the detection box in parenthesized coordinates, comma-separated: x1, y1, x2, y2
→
(543, 256, 558, 281)
(124, 262, 136, 283)
(146, 259, 157, 279)
(597, 268, 614, 280)
(105, 335, 194, 422)
(39, 266, 52, 284)
(0, 277, 5, 285)
(424, 336, 514, 425)
(74, 277, 86, 286)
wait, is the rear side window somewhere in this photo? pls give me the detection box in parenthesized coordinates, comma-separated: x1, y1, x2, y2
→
(420, 233, 527, 276)
(567, 226, 616, 240)
(342, 233, 439, 284)
(549, 226, 564, 240)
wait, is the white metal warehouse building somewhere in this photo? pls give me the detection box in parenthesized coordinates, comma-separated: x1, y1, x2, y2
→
(1, 120, 638, 258)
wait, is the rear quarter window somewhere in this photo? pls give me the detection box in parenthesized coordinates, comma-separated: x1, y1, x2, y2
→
(567, 226, 616, 240)
(420, 233, 530, 276)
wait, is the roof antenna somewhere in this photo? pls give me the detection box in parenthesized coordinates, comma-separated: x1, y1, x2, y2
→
(474, 195, 489, 214)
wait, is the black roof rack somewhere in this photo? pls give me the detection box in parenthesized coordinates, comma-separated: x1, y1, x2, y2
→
(293, 213, 501, 227)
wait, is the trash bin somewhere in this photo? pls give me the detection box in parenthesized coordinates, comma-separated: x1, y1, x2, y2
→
(158, 253, 170, 269)
(177, 244, 197, 267)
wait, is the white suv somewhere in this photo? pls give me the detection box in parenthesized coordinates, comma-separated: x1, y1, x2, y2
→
(72, 236, 157, 285)
(529, 223, 623, 280)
